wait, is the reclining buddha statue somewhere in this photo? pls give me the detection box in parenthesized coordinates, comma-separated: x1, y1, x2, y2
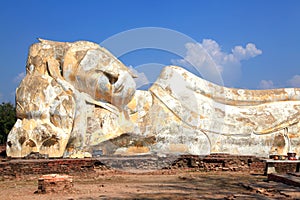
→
(6, 39, 300, 158)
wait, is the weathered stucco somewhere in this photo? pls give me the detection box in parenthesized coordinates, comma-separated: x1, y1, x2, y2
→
(6, 39, 300, 158)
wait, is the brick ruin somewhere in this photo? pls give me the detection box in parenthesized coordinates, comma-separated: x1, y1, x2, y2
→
(0, 154, 297, 179)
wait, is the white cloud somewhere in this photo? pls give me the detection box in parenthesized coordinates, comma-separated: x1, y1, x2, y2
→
(172, 39, 262, 86)
(128, 66, 150, 88)
(232, 43, 262, 60)
(257, 74, 300, 90)
(287, 75, 300, 87)
(13, 72, 26, 83)
(258, 80, 274, 89)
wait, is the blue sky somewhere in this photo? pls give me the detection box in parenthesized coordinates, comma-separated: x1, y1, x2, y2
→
(0, 0, 300, 103)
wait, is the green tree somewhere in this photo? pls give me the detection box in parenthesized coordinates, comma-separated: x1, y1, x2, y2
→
(0, 102, 16, 144)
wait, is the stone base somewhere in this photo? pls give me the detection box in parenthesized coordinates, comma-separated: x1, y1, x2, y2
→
(35, 174, 73, 194)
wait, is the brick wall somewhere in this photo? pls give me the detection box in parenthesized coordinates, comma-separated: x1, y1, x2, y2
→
(0, 154, 267, 178)
(0, 158, 107, 178)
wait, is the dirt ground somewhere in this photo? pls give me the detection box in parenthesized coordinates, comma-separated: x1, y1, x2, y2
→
(0, 169, 275, 200)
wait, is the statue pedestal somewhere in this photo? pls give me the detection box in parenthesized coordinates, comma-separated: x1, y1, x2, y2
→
(36, 174, 73, 194)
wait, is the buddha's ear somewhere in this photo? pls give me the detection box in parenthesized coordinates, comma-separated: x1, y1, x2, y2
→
(46, 58, 63, 79)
